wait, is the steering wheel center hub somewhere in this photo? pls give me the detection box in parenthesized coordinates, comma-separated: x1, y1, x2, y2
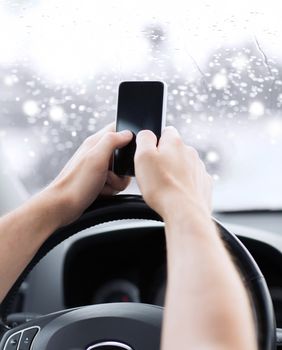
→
(87, 341, 133, 349)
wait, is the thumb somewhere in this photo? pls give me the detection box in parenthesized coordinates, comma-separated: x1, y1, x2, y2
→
(94, 130, 133, 159)
(135, 130, 157, 158)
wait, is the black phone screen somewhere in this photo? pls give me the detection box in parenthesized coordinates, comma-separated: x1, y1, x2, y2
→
(113, 81, 166, 176)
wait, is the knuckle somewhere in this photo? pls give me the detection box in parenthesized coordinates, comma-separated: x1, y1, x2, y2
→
(82, 135, 97, 148)
(200, 159, 207, 170)
(165, 133, 182, 149)
(186, 146, 199, 159)
(104, 131, 118, 143)
(109, 175, 130, 192)
(116, 180, 128, 191)
(83, 135, 95, 146)
(173, 135, 183, 147)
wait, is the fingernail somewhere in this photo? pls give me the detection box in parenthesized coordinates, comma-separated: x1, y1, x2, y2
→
(136, 130, 146, 142)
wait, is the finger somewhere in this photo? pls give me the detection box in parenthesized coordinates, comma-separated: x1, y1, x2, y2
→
(158, 126, 182, 150)
(64, 123, 116, 166)
(94, 122, 116, 137)
(205, 174, 213, 212)
(199, 159, 206, 170)
(162, 126, 180, 137)
(106, 171, 131, 191)
(93, 130, 133, 160)
(135, 130, 157, 161)
(82, 122, 116, 150)
(108, 153, 114, 170)
(100, 184, 119, 196)
(56, 123, 117, 180)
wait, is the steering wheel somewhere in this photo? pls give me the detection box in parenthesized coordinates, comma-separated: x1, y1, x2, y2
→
(0, 195, 276, 350)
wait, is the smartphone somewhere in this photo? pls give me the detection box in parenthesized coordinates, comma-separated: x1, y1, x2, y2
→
(113, 81, 167, 176)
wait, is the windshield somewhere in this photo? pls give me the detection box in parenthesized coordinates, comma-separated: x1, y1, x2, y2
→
(0, 0, 281, 212)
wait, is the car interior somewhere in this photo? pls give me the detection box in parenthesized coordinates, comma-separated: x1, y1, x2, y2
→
(0, 1, 282, 349)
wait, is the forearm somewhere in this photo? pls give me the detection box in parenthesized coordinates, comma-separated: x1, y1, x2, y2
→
(0, 126, 132, 303)
(0, 186, 63, 302)
(161, 206, 257, 350)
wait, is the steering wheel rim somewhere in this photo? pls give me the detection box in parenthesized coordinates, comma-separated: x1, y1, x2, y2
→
(0, 195, 276, 350)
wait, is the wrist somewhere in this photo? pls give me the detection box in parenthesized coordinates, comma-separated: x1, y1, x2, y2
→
(161, 192, 211, 224)
(162, 195, 217, 243)
(30, 184, 67, 234)
(165, 205, 213, 233)
(164, 203, 220, 266)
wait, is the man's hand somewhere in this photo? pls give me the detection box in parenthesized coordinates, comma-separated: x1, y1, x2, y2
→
(134, 126, 212, 220)
(0, 124, 133, 301)
(135, 126, 257, 350)
(46, 123, 133, 227)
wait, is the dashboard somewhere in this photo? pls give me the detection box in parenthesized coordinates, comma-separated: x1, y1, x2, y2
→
(64, 227, 167, 308)
(13, 211, 282, 333)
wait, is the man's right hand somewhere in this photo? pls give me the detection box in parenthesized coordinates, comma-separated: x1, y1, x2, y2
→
(134, 126, 213, 221)
(135, 127, 257, 350)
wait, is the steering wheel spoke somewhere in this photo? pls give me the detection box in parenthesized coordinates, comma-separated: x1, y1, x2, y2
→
(0, 303, 162, 350)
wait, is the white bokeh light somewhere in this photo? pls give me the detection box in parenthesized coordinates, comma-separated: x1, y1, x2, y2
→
(206, 151, 220, 163)
(212, 72, 228, 90)
(249, 101, 265, 118)
(1, 132, 39, 178)
(22, 100, 40, 117)
(231, 55, 248, 70)
(49, 106, 65, 122)
(4, 75, 19, 86)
